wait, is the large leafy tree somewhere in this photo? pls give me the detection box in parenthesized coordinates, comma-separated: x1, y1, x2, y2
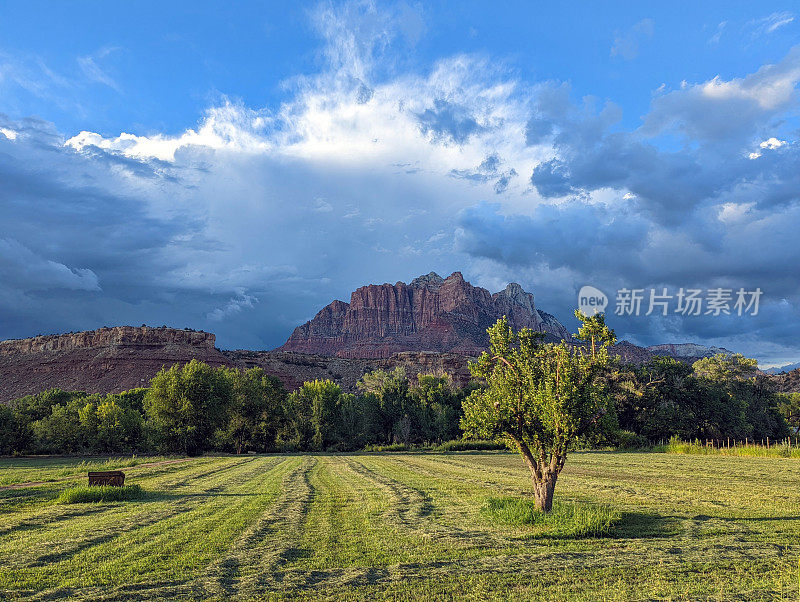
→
(225, 368, 286, 453)
(357, 367, 413, 443)
(462, 315, 616, 512)
(778, 392, 800, 435)
(692, 353, 788, 439)
(144, 359, 233, 455)
(285, 379, 343, 451)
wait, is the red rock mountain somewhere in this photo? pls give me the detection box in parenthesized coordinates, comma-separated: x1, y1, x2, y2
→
(278, 272, 571, 358)
(0, 326, 231, 402)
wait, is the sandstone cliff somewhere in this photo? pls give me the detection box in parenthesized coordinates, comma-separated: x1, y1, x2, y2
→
(279, 272, 571, 358)
(0, 326, 230, 402)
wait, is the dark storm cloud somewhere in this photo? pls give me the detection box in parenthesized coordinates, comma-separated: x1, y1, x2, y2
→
(456, 49, 800, 362)
(524, 117, 554, 145)
(0, 115, 210, 339)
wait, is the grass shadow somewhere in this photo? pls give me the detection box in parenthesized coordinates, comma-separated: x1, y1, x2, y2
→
(611, 511, 682, 539)
(279, 547, 313, 562)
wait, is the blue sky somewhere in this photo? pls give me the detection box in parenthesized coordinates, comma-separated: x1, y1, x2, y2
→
(0, 1, 799, 366)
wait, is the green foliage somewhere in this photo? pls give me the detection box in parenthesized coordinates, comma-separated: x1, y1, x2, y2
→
(433, 439, 506, 452)
(573, 310, 617, 358)
(615, 353, 789, 442)
(655, 435, 800, 458)
(283, 379, 344, 451)
(358, 367, 412, 443)
(79, 398, 144, 453)
(693, 353, 758, 381)
(778, 392, 800, 435)
(0, 405, 23, 455)
(106, 388, 148, 413)
(610, 429, 649, 449)
(219, 368, 287, 453)
(12, 388, 87, 424)
(32, 401, 85, 454)
(3, 345, 788, 459)
(481, 496, 620, 537)
(462, 315, 616, 510)
(143, 359, 233, 455)
(56, 484, 144, 504)
(361, 443, 411, 452)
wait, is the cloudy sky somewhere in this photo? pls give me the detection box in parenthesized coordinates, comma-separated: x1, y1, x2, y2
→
(1, 1, 798, 366)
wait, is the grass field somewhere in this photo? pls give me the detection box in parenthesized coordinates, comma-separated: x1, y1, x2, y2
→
(1, 452, 798, 600)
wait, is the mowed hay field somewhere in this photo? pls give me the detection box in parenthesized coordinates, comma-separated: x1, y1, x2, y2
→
(0, 453, 799, 601)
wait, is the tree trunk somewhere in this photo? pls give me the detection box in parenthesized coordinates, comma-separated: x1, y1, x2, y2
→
(515, 439, 561, 513)
(533, 471, 557, 512)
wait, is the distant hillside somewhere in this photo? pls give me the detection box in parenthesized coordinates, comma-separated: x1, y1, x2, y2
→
(768, 368, 800, 393)
(763, 361, 800, 375)
(646, 343, 733, 359)
(0, 326, 231, 402)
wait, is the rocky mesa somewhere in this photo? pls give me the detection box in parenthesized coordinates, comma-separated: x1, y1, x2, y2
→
(278, 271, 571, 358)
(0, 326, 231, 402)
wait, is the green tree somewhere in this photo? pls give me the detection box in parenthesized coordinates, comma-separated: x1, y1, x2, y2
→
(778, 393, 800, 435)
(13, 389, 87, 424)
(411, 374, 466, 443)
(284, 379, 343, 450)
(79, 396, 144, 453)
(0, 405, 21, 455)
(357, 367, 412, 443)
(692, 354, 788, 439)
(616, 357, 697, 441)
(107, 388, 148, 414)
(461, 315, 615, 512)
(574, 310, 616, 358)
(32, 401, 85, 453)
(224, 368, 286, 453)
(143, 360, 234, 455)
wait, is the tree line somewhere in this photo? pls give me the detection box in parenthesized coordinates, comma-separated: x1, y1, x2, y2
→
(0, 319, 795, 458)
(0, 361, 473, 456)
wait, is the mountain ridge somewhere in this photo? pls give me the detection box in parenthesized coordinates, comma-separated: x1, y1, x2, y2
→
(278, 271, 571, 358)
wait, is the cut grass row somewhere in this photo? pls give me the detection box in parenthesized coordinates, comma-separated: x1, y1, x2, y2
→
(1, 452, 799, 599)
(0, 456, 174, 487)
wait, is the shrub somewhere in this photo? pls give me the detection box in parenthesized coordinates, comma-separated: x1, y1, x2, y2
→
(435, 439, 506, 452)
(57, 484, 144, 504)
(653, 435, 800, 458)
(611, 430, 648, 449)
(362, 443, 410, 452)
(481, 496, 620, 538)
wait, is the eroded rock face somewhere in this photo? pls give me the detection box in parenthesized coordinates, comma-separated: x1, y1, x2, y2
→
(0, 326, 216, 356)
(0, 326, 230, 402)
(279, 272, 572, 358)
